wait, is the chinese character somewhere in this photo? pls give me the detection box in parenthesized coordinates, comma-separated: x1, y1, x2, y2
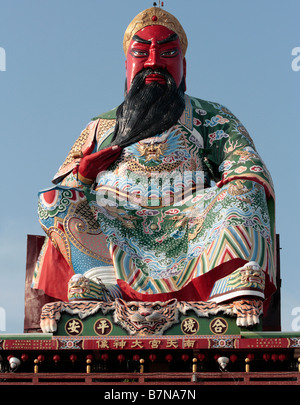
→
(149, 339, 161, 349)
(166, 339, 178, 348)
(181, 318, 199, 335)
(113, 340, 127, 349)
(130, 339, 144, 349)
(97, 340, 110, 349)
(210, 317, 228, 334)
(94, 319, 112, 335)
(66, 319, 83, 335)
(183, 339, 196, 348)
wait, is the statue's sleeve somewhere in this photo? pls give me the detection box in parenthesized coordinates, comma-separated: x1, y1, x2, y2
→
(203, 104, 276, 281)
(204, 105, 275, 200)
(52, 121, 97, 186)
(52, 118, 116, 187)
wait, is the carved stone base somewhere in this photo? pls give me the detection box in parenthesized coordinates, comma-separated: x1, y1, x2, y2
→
(40, 298, 263, 336)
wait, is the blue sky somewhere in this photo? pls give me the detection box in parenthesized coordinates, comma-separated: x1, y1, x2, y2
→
(0, 0, 299, 333)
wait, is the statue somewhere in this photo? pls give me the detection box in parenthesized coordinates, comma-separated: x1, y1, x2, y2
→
(34, 6, 276, 333)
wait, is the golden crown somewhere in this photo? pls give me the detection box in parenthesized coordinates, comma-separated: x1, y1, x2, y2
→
(123, 7, 188, 57)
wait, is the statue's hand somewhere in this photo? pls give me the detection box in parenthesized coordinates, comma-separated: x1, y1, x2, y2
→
(77, 145, 122, 184)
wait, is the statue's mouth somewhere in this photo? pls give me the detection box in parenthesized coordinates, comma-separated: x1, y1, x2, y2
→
(241, 270, 264, 286)
(145, 73, 166, 85)
(69, 287, 86, 295)
(248, 276, 263, 284)
(130, 319, 165, 332)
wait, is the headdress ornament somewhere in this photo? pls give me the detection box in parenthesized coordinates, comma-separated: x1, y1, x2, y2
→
(123, 6, 188, 57)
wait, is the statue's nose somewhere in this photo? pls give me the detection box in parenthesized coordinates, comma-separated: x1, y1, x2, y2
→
(140, 311, 151, 317)
(144, 47, 166, 70)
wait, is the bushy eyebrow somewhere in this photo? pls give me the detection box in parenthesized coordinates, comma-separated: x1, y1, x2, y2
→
(132, 33, 179, 45)
(132, 35, 151, 44)
(157, 33, 178, 45)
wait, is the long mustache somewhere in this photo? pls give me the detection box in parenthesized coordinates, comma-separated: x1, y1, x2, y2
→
(111, 68, 185, 149)
(133, 68, 175, 88)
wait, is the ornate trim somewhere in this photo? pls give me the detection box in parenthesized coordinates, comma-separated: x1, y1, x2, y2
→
(123, 7, 188, 57)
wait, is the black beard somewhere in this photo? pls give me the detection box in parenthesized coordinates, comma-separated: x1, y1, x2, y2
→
(111, 68, 186, 148)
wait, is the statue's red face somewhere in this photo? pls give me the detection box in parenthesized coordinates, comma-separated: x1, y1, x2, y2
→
(126, 25, 186, 93)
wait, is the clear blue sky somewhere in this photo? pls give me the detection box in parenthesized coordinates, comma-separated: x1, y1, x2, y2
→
(0, 0, 299, 332)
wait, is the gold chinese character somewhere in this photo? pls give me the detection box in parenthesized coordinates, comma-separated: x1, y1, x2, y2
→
(149, 339, 161, 349)
(166, 339, 178, 348)
(182, 318, 198, 334)
(210, 317, 228, 334)
(96, 319, 110, 334)
(66, 319, 82, 335)
(97, 340, 109, 349)
(130, 339, 144, 349)
(183, 339, 196, 348)
(94, 318, 112, 336)
(113, 340, 127, 349)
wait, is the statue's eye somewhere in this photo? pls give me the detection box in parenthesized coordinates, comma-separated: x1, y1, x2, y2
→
(152, 304, 161, 311)
(161, 48, 178, 57)
(129, 305, 138, 311)
(130, 49, 149, 58)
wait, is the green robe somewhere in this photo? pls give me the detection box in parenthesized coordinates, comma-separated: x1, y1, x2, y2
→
(35, 94, 276, 303)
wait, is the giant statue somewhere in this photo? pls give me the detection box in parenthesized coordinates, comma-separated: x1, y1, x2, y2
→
(34, 6, 276, 334)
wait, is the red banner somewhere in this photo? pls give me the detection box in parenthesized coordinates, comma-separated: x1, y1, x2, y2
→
(1, 335, 299, 351)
